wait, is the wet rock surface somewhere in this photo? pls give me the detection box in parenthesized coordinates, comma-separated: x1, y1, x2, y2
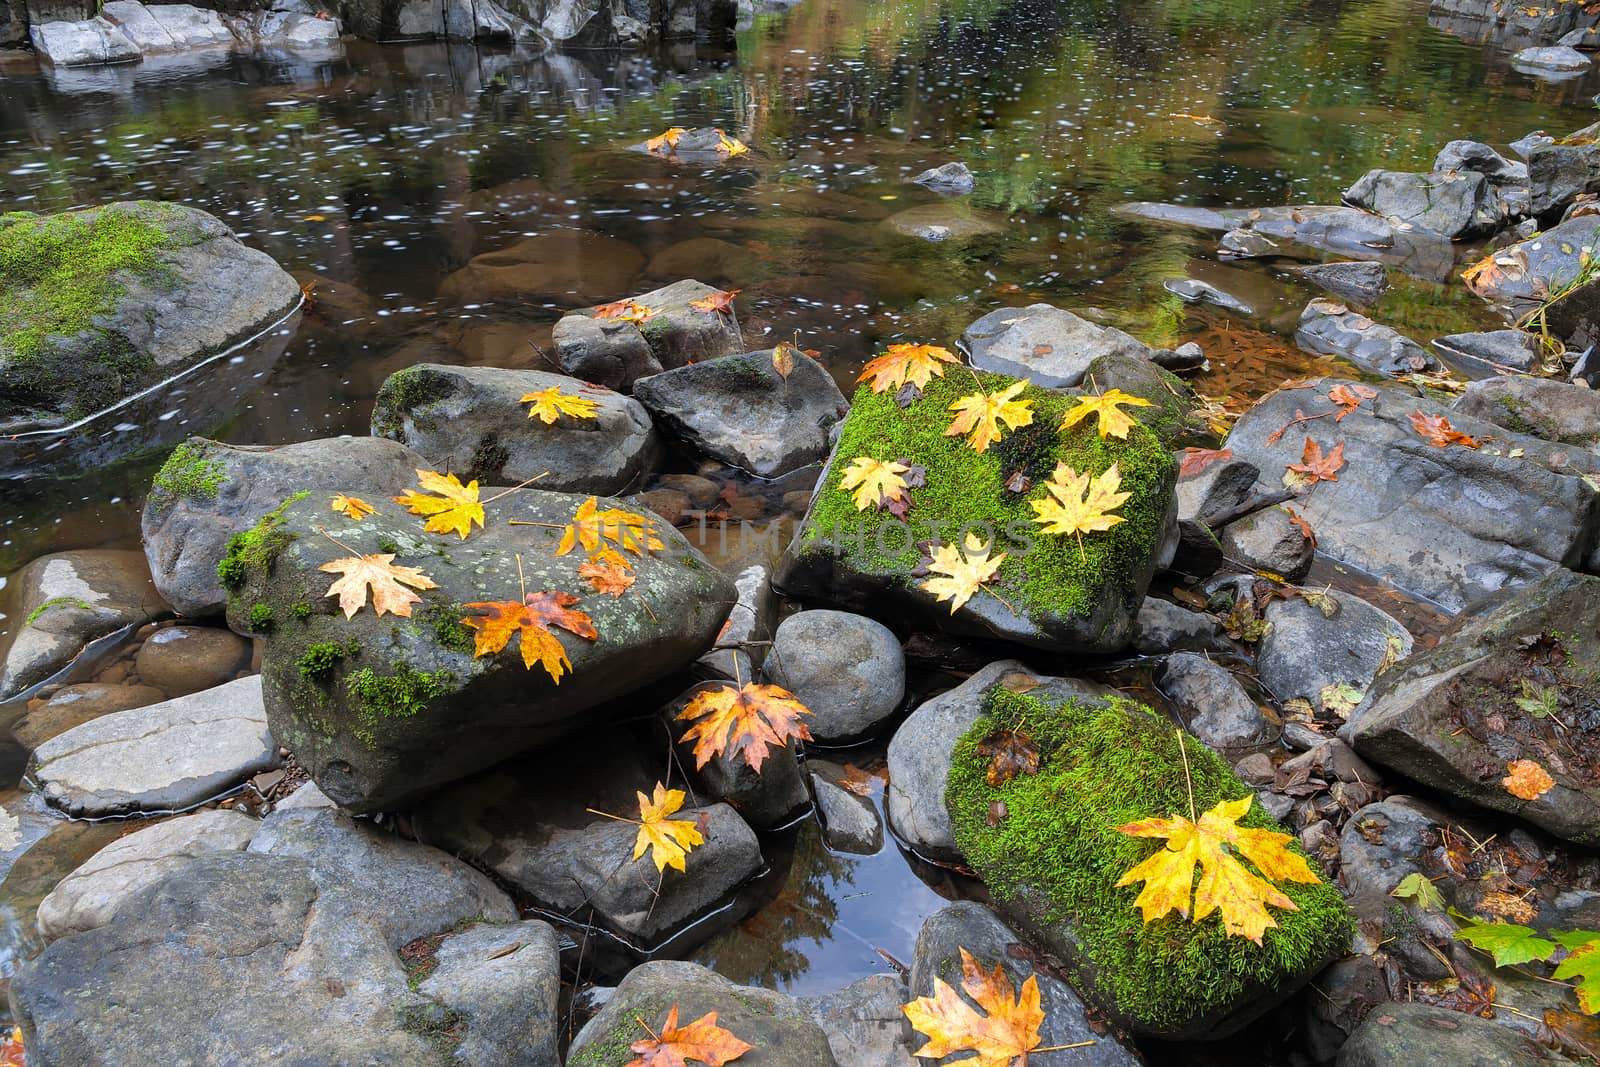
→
(1293, 261, 1390, 306)
(553, 278, 744, 392)
(961, 303, 1152, 388)
(766, 609, 904, 743)
(1294, 300, 1439, 377)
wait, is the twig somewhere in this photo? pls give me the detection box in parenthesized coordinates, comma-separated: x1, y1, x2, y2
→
(481, 470, 550, 504)
(1177, 727, 1196, 823)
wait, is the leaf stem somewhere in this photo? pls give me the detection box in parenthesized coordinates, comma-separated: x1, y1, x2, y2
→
(316, 525, 363, 557)
(1035, 1041, 1098, 1052)
(585, 807, 640, 826)
(1177, 727, 1196, 824)
(633, 1015, 661, 1043)
(481, 470, 551, 504)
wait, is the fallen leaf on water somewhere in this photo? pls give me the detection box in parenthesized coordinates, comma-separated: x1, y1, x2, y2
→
(677, 682, 814, 772)
(857, 342, 959, 394)
(1503, 758, 1555, 800)
(1058, 388, 1154, 440)
(522, 386, 600, 425)
(394, 469, 485, 539)
(837, 764, 884, 796)
(901, 947, 1048, 1067)
(922, 532, 1007, 613)
(627, 1004, 752, 1067)
(1284, 438, 1345, 487)
(320, 553, 438, 619)
(1178, 447, 1233, 478)
(947, 379, 1034, 453)
(976, 727, 1041, 786)
(331, 494, 375, 520)
(1116, 794, 1321, 944)
(632, 782, 705, 873)
(460, 591, 598, 682)
(1409, 410, 1484, 449)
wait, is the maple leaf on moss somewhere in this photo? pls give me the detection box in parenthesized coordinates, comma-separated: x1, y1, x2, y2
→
(838, 456, 913, 512)
(1503, 758, 1555, 800)
(627, 1004, 753, 1067)
(921, 532, 1007, 613)
(522, 386, 600, 425)
(330, 494, 375, 520)
(1029, 461, 1130, 561)
(1058, 388, 1154, 440)
(319, 553, 438, 619)
(676, 682, 814, 772)
(460, 591, 597, 682)
(901, 947, 1045, 1067)
(393, 469, 485, 539)
(856, 342, 960, 394)
(1116, 794, 1321, 945)
(689, 288, 741, 315)
(646, 127, 686, 154)
(1554, 932, 1600, 1014)
(946, 378, 1034, 453)
(632, 782, 704, 874)
(593, 299, 657, 326)
(556, 497, 664, 557)
(975, 727, 1040, 787)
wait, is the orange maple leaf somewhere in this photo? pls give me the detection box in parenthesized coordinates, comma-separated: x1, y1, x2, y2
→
(1284, 507, 1317, 550)
(320, 553, 438, 619)
(689, 289, 741, 315)
(1503, 758, 1555, 800)
(627, 1004, 753, 1067)
(1177, 447, 1233, 478)
(856, 342, 960, 394)
(1327, 383, 1378, 421)
(556, 497, 664, 557)
(579, 549, 636, 597)
(330, 494, 375, 520)
(646, 127, 686, 154)
(593, 299, 657, 326)
(901, 947, 1046, 1067)
(676, 682, 814, 772)
(460, 591, 598, 682)
(1408, 410, 1484, 449)
(1285, 437, 1345, 485)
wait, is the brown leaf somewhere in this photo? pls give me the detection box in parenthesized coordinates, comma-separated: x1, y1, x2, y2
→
(1286, 437, 1346, 485)
(976, 728, 1041, 786)
(627, 1004, 753, 1067)
(1409, 410, 1484, 449)
(1328, 383, 1378, 421)
(1178, 447, 1233, 478)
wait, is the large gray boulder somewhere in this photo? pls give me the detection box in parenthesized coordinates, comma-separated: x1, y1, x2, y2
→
(1431, 329, 1542, 375)
(1294, 300, 1439, 377)
(140, 434, 424, 619)
(1257, 587, 1412, 717)
(101, 1, 233, 50)
(1224, 378, 1600, 612)
(632, 348, 848, 477)
(1529, 136, 1600, 215)
(1156, 652, 1275, 755)
(0, 203, 299, 433)
(798, 973, 916, 1067)
(961, 303, 1152, 388)
(1293, 261, 1390, 306)
(553, 278, 743, 392)
(1336, 1001, 1554, 1066)
(0, 548, 168, 701)
(27, 16, 139, 64)
(1342, 168, 1505, 238)
(1463, 214, 1600, 349)
(765, 609, 904, 743)
(223, 488, 734, 812)
(1453, 374, 1600, 448)
(32, 675, 279, 817)
(369, 363, 660, 493)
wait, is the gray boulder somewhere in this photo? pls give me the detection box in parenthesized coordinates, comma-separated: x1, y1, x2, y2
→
(766, 609, 904, 743)
(1434, 139, 1528, 183)
(554, 278, 743, 392)
(808, 759, 883, 854)
(961, 303, 1151, 388)
(1157, 652, 1275, 754)
(633, 348, 848, 477)
(1529, 137, 1600, 215)
(32, 675, 279, 817)
(1295, 300, 1439, 377)
(1219, 505, 1315, 581)
(1294, 261, 1390, 306)
(910, 161, 975, 194)
(1129, 597, 1235, 655)
(1257, 588, 1413, 717)
(1164, 277, 1253, 314)
(1512, 43, 1592, 74)
(696, 562, 774, 682)
(369, 363, 660, 493)
(101, 1, 233, 50)
(1176, 454, 1260, 527)
(1336, 1001, 1553, 1066)
(798, 973, 916, 1067)
(1463, 215, 1600, 348)
(1453, 374, 1600, 448)
(132, 623, 250, 696)
(1224, 378, 1600, 612)
(414, 920, 562, 1067)
(662, 680, 810, 830)
(0, 203, 299, 433)
(1432, 330, 1542, 375)
(1342, 168, 1504, 238)
(140, 434, 423, 619)
(27, 16, 139, 64)
(0, 549, 168, 701)
(223, 488, 734, 812)
(569, 961, 839, 1067)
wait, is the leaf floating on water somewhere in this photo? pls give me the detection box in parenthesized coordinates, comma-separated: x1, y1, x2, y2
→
(330, 494, 375, 520)
(320, 553, 439, 619)
(901, 947, 1051, 1067)
(714, 129, 749, 158)
(627, 1004, 753, 1067)
(460, 591, 598, 682)
(393, 469, 485, 540)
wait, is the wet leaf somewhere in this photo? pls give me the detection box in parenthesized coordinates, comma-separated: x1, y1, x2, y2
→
(645, 127, 686, 154)
(0, 1027, 21, 1067)
(1116, 794, 1322, 944)
(857, 342, 960, 394)
(593, 299, 657, 325)
(579, 549, 636, 597)
(1541, 1008, 1600, 1057)
(330, 494, 375, 520)
(1178, 447, 1233, 478)
(320, 553, 438, 619)
(1319, 682, 1364, 718)
(1503, 758, 1555, 801)
(714, 129, 749, 157)
(676, 682, 814, 772)
(632, 782, 704, 873)
(976, 728, 1041, 786)
(522, 386, 600, 425)
(460, 591, 598, 682)
(1058, 388, 1154, 440)
(837, 764, 884, 797)
(627, 1004, 752, 1067)
(1553, 932, 1600, 1014)
(1409, 410, 1484, 449)
(901, 947, 1047, 1067)
(1328, 383, 1378, 421)
(946, 379, 1034, 453)
(690, 288, 741, 316)
(922, 532, 1007, 614)
(1453, 918, 1559, 967)
(556, 497, 664, 557)
(1284, 507, 1317, 551)
(1514, 681, 1562, 719)
(1284, 437, 1346, 487)
(1477, 890, 1539, 925)
(1391, 872, 1445, 912)
(1376, 631, 1406, 676)
(839, 456, 913, 512)
(393, 469, 486, 540)
(1030, 462, 1130, 539)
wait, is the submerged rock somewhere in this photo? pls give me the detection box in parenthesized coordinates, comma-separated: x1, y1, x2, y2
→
(776, 373, 1177, 653)
(1294, 299, 1439, 377)
(883, 201, 1004, 242)
(1431, 329, 1542, 375)
(437, 230, 644, 309)
(632, 347, 848, 477)
(370, 363, 660, 494)
(909, 161, 976, 194)
(1293, 261, 1389, 306)
(131, 623, 250, 697)
(945, 682, 1350, 1039)
(0, 202, 298, 434)
(223, 489, 733, 812)
(12, 682, 164, 750)
(553, 278, 743, 392)
(961, 303, 1152, 388)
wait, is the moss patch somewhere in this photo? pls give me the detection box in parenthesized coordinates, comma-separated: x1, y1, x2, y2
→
(217, 491, 310, 588)
(372, 365, 455, 439)
(298, 638, 360, 682)
(419, 602, 476, 655)
(947, 688, 1351, 1033)
(800, 373, 1173, 619)
(148, 441, 228, 512)
(23, 596, 94, 626)
(346, 663, 455, 745)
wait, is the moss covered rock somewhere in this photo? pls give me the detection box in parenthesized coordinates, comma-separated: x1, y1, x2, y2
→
(775, 371, 1177, 653)
(224, 487, 734, 812)
(0, 201, 299, 434)
(946, 685, 1351, 1040)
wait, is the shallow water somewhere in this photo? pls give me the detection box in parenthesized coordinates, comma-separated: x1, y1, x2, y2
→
(0, 0, 1596, 1034)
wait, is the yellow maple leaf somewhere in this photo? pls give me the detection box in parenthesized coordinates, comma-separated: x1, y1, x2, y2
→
(330, 494, 375, 520)
(459, 591, 598, 682)
(945, 379, 1034, 453)
(715, 129, 749, 157)
(676, 682, 814, 772)
(556, 496, 664, 557)
(632, 782, 705, 873)
(579, 548, 636, 597)
(921, 533, 1006, 613)
(1115, 794, 1321, 944)
(838, 456, 911, 511)
(901, 947, 1045, 1067)
(319, 553, 438, 619)
(592, 299, 657, 326)
(646, 126, 686, 154)
(1029, 461, 1131, 560)
(393, 469, 485, 540)
(856, 342, 960, 394)
(1058, 388, 1155, 440)
(522, 386, 600, 425)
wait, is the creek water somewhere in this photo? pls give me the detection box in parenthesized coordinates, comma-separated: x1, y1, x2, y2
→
(0, 0, 1597, 1053)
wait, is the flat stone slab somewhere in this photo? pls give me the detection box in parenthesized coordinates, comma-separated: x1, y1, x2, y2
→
(32, 675, 279, 817)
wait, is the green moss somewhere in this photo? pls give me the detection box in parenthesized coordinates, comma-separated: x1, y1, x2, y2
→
(947, 688, 1351, 1033)
(420, 602, 476, 655)
(373, 365, 454, 438)
(298, 638, 359, 682)
(217, 491, 311, 588)
(23, 596, 94, 626)
(289, 601, 314, 620)
(247, 604, 274, 632)
(147, 441, 227, 512)
(346, 663, 455, 745)
(802, 373, 1173, 619)
(378, 537, 401, 554)
(468, 434, 509, 484)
